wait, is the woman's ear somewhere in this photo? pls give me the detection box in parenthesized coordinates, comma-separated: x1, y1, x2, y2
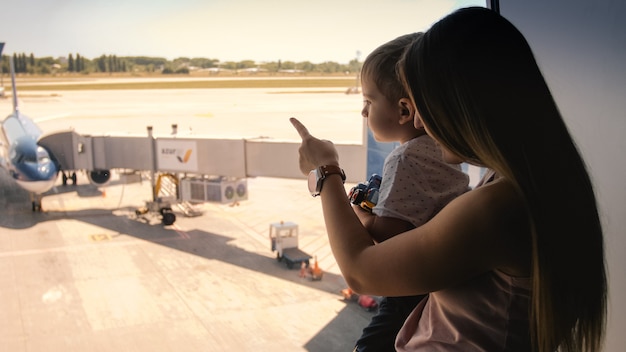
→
(413, 112, 426, 129)
(399, 97, 426, 130)
(398, 98, 415, 125)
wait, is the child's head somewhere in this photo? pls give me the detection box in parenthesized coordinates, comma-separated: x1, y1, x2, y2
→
(361, 32, 423, 143)
(361, 32, 421, 106)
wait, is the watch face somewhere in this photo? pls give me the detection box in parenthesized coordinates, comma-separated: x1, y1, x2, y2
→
(308, 168, 319, 196)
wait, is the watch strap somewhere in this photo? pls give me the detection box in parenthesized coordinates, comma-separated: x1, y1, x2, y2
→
(318, 165, 346, 183)
(310, 165, 346, 197)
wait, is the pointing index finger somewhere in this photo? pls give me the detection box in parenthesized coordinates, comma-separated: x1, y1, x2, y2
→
(290, 117, 311, 139)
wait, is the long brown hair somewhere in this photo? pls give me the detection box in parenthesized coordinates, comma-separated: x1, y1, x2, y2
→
(399, 7, 606, 351)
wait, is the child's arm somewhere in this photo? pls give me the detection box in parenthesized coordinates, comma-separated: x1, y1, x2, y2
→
(353, 205, 415, 243)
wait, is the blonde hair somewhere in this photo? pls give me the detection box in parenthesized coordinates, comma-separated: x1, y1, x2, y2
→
(361, 32, 422, 103)
(400, 7, 607, 351)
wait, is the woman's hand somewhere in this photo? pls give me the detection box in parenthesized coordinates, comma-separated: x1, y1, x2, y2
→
(290, 117, 340, 175)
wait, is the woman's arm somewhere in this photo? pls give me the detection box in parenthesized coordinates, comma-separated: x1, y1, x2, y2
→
(323, 177, 529, 296)
(290, 118, 530, 296)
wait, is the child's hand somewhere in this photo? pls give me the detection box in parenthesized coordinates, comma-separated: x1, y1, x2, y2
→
(290, 117, 340, 175)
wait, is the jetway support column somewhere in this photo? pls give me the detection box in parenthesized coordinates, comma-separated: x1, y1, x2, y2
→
(147, 126, 156, 202)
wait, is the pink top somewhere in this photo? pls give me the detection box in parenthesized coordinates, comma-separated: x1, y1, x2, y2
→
(395, 270, 532, 351)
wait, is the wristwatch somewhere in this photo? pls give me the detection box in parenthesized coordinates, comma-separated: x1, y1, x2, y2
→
(308, 165, 346, 197)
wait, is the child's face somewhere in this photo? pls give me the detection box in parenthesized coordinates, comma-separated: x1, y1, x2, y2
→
(361, 77, 403, 143)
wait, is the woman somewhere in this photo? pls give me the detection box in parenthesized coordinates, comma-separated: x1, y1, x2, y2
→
(290, 6, 606, 352)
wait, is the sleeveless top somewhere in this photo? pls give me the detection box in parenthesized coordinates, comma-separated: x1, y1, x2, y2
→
(395, 170, 532, 351)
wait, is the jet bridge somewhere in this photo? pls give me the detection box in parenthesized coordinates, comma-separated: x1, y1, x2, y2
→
(38, 126, 250, 224)
(38, 124, 368, 224)
(38, 128, 247, 177)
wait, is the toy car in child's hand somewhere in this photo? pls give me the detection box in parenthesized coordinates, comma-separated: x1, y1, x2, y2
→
(348, 174, 382, 212)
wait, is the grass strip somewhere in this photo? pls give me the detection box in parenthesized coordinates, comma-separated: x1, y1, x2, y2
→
(11, 78, 357, 91)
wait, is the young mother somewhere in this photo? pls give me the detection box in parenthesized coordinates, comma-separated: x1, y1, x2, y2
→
(291, 7, 606, 352)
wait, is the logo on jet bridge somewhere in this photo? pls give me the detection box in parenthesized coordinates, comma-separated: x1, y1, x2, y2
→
(161, 148, 193, 163)
(177, 149, 193, 163)
(157, 140, 198, 171)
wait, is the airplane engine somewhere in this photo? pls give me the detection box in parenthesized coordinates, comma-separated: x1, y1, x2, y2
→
(87, 169, 111, 186)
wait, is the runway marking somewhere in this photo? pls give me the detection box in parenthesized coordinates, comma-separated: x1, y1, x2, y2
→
(89, 233, 112, 241)
(42, 285, 67, 304)
(34, 113, 71, 122)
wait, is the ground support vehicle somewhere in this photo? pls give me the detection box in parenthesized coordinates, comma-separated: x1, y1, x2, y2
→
(135, 196, 177, 226)
(270, 221, 312, 269)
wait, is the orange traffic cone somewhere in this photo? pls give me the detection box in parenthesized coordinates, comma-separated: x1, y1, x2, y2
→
(341, 288, 355, 300)
(299, 261, 307, 278)
(309, 255, 323, 281)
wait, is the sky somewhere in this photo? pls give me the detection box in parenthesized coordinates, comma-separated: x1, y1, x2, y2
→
(1, 0, 485, 64)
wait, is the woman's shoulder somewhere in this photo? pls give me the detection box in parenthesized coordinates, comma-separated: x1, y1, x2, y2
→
(454, 178, 531, 274)
(453, 178, 529, 238)
(396, 177, 531, 290)
(450, 177, 521, 213)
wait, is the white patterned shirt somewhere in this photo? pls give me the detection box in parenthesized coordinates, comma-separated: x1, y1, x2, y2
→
(373, 135, 469, 227)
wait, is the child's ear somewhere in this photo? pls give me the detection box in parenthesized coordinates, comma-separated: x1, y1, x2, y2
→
(399, 98, 427, 130)
(398, 98, 414, 125)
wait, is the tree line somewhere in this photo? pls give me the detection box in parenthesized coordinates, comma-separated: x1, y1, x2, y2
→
(1, 53, 361, 75)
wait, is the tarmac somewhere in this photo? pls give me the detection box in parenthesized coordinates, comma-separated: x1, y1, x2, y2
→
(0, 87, 374, 352)
(0, 170, 374, 352)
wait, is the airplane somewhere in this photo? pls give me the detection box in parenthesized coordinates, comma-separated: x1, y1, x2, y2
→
(0, 44, 111, 211)
(1, 46, 59, 211)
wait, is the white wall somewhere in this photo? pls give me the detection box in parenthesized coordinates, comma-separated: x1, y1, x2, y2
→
(245, 140, 367, 183)
(497, 1, 626, 350)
